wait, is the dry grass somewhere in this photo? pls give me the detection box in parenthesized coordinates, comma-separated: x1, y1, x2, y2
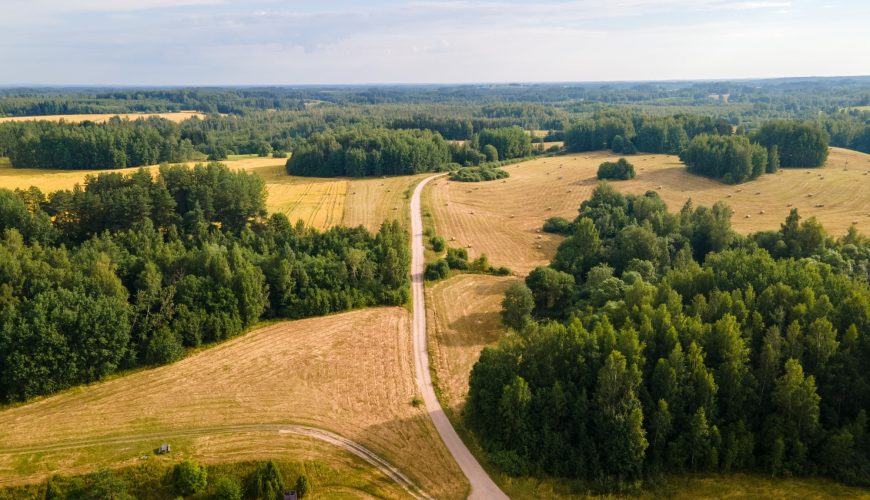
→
(426, 275, 515, 416)
(0, 157, 422, 231)
(343, 175, 428, 231)
(0, 111, 205, 124)
(0, 307, 467, 497)
(427, 148, 870, 274)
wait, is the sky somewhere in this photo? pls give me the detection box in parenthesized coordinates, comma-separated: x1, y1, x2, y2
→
(1, 0, 868, 86)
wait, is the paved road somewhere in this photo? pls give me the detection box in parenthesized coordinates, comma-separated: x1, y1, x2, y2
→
(0, 423, 430, 499)
(410, 175, 508, 500)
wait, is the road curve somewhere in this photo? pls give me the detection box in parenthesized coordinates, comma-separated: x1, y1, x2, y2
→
(0, 424, 430, 499)
(410, 175, 508, 500)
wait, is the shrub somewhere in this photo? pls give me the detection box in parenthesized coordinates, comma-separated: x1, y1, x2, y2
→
(446, 247, 469, 270)
(173, 459, 208, 496)
(425, 260, 450, 281)
(542, 217, 572, 235)
(597, 158, 636, 180)
(430, 235, 445, 252)
(295, 474, 310, 498)
(213, 476, 242, 500)
(449, 166, 510, 182)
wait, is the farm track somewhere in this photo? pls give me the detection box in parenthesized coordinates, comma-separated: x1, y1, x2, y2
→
(410, 175, 507, 500)
(0, 424, 429, 499)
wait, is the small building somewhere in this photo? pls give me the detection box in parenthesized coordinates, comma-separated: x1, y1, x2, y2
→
(283, 492, 298, 500)
(157, 443, 171, 454)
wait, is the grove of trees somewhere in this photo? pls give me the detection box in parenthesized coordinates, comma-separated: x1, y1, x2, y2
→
(679, 134, 768, 183)
(468, 183, 870, 488)
(0, 163, 410, 402)
(597, 158, 636, 180)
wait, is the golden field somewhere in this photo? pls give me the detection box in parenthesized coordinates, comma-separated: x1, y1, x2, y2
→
(0, 307, 466, 497)
(0, 111, 205, 124)
(426, 148, 870, 275)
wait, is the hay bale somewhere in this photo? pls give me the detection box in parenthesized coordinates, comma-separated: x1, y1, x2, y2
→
(745, 214, 751, 219)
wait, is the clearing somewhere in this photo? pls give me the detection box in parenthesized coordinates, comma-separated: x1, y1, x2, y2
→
(0, 111, 205, 124)
(0, 157, 422, 232)
(0, 307, 467, 498)
(426, 148, 870, 275)
(426, 274, 516, 417)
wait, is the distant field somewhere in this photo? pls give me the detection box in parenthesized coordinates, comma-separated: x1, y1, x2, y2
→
(427, 148, 870, 275)
(426, 274, 515, 417)
(0, 111, 205, 124)
(0, 307, 466, 497)
(0, 157, 422, 231)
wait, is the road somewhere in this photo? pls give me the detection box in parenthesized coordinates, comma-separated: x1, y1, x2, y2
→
(0, 423, 430, 499)
(409, 175, 508, 500)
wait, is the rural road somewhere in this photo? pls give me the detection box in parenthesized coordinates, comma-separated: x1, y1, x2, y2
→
(0, 423, 430, 499)
(410, 175, 508, 500)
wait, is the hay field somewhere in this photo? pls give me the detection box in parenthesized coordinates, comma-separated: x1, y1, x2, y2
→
(0, 157, 422, 232)
(427, 148, 870, 274)
(0, 307, 467, 497)
(0, 111, 205, 124)
(426, 275, 515, 416)
(343, 174, 429, 231)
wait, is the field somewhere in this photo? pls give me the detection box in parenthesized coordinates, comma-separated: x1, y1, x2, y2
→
(426, 274, 516, 417)
(0, 157, 423, 232)
(0, 111, 205, 124)
(426, 148, 870, 275)
(0, 307, 467, 498)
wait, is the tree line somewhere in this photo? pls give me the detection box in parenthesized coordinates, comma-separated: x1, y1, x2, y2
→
(0, 163, 410, 403)
(468, 183, 870, 489)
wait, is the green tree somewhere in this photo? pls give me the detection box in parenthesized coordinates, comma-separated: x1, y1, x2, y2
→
(173, 459, 208, 496)
(501, 282, 535, 330)
(213, 476, 243, 500)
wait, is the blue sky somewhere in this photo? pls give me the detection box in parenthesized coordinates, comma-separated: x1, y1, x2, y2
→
(1, 0, 868, 85)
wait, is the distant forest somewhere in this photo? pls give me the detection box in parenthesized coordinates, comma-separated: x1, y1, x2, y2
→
(0, 79, 869, 173)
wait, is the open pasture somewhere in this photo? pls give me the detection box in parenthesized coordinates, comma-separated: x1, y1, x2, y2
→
(427, 148, 870, 274)
(0, 307, 466, 497)
(0, 111, 205, 124)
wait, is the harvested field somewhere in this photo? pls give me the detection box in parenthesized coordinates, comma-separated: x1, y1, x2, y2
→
(343, 174, 428, 231)
(426, 274, 515, 416)
(427, 148, 870, 274)
(0, 157, 421, 231)
(0, 111, 205, 124)
(0, 307, 467, 497)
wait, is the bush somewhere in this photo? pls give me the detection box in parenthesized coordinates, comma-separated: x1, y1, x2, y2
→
(173, 459, 208, 496)
(430, 235, 445, 252)
(449, 166, 510, 182)
(425, 260, 450, 281)
(213, 476, 242, 500)
(469, 254, 491, 273)
(272, 150, 288, 159)
(492, 266, 512, 276)
(542, 217, 572, 235)
(446, 247, 469, 270)
(295, 474, 311, 498)
(597, 158, 636, 180)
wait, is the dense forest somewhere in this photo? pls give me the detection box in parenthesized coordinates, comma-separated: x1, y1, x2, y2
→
(0, 163, 409, 402)
(468, 184, 870, 488)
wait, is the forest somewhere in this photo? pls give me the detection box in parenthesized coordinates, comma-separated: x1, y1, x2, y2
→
(0, 163, 409, 402)
(468, 183, 870, 488)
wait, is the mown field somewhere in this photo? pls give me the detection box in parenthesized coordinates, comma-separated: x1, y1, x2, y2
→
(0, 111, 205, 124)
(426, 148, 870, 275)
(0, 157, 424, 232)
(0, 307, 467, 498)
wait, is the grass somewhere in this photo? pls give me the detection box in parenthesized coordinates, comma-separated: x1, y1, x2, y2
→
(0, 157, 424, 232)
(426, 148, 870, 275)
(0, 111, 205, 124)
(0, 307, 466, 497)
